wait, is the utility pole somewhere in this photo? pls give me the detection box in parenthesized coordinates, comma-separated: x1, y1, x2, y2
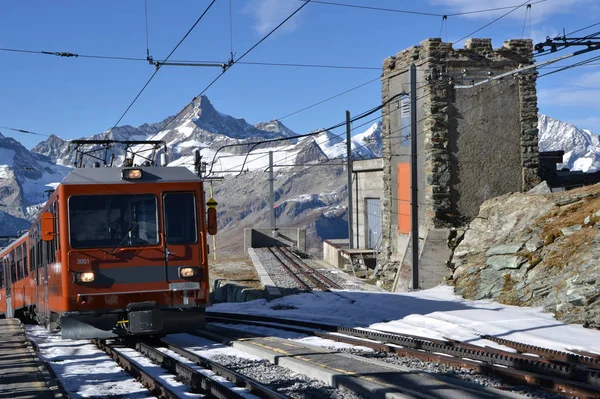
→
(346, 111, 354, 249)
(269, 151, 276, 231)
(410, 63, 419, 290)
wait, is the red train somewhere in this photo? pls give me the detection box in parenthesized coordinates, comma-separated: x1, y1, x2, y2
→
(0, 141, 216, 339)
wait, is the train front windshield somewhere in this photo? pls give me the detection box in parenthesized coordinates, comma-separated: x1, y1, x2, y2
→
(69, 194, 159, 249)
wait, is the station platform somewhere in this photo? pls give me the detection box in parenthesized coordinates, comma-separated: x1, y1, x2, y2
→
(0, 319, 62, 399)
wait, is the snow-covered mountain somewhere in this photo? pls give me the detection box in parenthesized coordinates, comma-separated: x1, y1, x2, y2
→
(0, 95, 382, 244)
(4, 92, 597, 249)
(0, 133, 71, 218)
(538, 114, 600, 173)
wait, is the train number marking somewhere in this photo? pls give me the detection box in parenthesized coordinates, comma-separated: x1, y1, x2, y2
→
(76, 258, 90, 265)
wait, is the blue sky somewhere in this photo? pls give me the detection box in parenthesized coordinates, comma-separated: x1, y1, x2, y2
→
(1, 0, 599, 149)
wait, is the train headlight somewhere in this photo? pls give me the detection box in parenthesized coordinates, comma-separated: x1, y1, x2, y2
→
(73, 271, 95, 283)
(179, 267, 200, 278)
(121, 168, 143, 180)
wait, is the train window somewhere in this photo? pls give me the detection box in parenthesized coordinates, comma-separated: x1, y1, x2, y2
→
(37, 240, 42, 269)
(164, 193, 197, 245)
(23, 244, 28, 277)
(0, 260, 4, 289)
(69, 194, 158, 249)
(30, 246, 34, 272)
(10, 252, 16, 283)
(16, 246, 22, 280)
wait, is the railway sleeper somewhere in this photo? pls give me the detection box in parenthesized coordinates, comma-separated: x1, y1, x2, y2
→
(135, 340, 246, 399)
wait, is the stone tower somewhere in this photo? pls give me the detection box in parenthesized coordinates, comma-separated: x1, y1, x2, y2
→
(378, 38, 540, 288)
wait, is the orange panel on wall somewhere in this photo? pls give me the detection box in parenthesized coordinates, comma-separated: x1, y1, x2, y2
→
(397, 163, 411, 234)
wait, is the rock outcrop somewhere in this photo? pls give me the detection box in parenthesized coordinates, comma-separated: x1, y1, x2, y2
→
(451, 182, 600, 327)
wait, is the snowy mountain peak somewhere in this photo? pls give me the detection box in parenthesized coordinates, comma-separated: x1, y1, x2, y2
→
(254, 120, 296, 137)
(538, 114, 600, 172)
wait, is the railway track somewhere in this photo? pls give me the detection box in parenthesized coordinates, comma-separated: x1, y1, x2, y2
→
(93, 337, 289, 399)
(266, 246, 342, 291)
(206, 311, 600, 399)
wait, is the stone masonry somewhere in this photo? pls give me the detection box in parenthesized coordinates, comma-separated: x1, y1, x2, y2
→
(378, 38, 540, 287)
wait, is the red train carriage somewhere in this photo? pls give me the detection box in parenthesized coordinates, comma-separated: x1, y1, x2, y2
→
(0, 146, 216, 339)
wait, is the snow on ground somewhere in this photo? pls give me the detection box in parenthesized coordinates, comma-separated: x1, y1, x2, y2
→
(27, 326, 152, 399)
(210, 285, 600, 355)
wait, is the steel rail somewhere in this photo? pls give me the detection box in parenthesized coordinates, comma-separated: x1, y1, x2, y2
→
(280, 246, 342, 289)
(93, 339, 181, 399)
(338, 328, 600, 386)
(203, 312, 600, 398)
(266, 247, 313, 291)
(271, 247, 329, 290)
(160, 339, 290, 399)
(207, 314, 318, 335)
(481, 334, 600, 368)
(135, 340, 247, 399)
(206, 311, 338, 331)
(318, 332, 600, 399)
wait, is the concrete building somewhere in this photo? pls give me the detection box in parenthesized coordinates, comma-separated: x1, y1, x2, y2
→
(322, 158, 384, 274)
(378, 38, 541, 290)
(352, 158, 384, 250)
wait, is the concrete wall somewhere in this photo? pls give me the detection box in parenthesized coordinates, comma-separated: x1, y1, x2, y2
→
(353, 158, 384, 249)
(451, 80, 523, 218)
(323, 239, 348, 269)
(244, 228, 306, 253)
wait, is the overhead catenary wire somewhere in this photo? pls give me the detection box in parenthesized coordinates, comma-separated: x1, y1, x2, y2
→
(144, 0, 151, 59)
(0, 125, 53, 137)
(228, 0, 234, 60)
(301, 0, 546, 18)
(276, 76, 380, 121)
(453, 0, 534, 44)
(144, 0, 313, 146)
(208, 93, 401, 176)
(537, 54, 600, 78)
(521, 4, 531, 39)
(110, 0, 217, 130)
(172, 41, 595, 192)
(0, 47, 380, 70)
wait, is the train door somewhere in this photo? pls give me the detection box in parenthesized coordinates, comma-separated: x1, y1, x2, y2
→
(35, 238, 44, 319)
(37, 239, 48, 321)
(162, 192, 199, 289)
(3, 256, 13, 318)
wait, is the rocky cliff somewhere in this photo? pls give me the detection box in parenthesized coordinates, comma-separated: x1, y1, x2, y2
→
(451, 182, 600, 327)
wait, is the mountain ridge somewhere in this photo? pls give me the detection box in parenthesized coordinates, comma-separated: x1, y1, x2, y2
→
(1, 100, 599, 249)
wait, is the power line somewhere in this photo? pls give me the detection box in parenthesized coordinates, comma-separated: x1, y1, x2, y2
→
(110, 0, 217, 130)
(234, 60, 378, 70)
(0, 125, 53, 137)
(566, 22, 600, 36)
(302, 0, 546, 18)
(228, 0, 234, 60)
(276, 76, 380, 121)
(144, 0, 150, 59)
(195, 0, 313, 97)
(0, 47, 380, 70)
(453, 0, 533, 44)
(145, 0, 313, 144)
(537, 54, 600, 78)
(207, 94, 399, 176)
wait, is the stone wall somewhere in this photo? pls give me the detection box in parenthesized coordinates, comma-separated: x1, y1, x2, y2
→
(378, 38, 540, 285)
